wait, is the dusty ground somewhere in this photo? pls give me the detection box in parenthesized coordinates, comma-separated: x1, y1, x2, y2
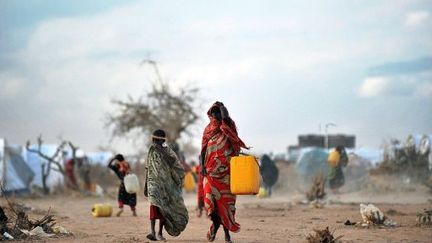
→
(2, 190, 431, 243)
(3, 164, 432, 242)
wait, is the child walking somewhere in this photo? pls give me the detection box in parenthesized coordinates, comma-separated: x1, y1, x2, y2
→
(108, 154, 137, 216)
(145, 129, 188, 241)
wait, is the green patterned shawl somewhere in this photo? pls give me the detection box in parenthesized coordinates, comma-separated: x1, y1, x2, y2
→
(145, 143, 189, 236)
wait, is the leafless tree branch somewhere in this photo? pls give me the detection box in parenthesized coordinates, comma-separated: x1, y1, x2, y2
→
(106, 59, 201, 144)
(26, 135, 81, 193)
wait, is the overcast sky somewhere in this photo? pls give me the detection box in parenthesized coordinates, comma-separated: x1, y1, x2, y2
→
(0, 0, 431, 156)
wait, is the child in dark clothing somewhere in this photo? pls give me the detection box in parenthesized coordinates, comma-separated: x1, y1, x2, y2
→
(108, 154, 137, 217)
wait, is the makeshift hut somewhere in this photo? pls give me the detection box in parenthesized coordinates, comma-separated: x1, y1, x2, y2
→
(0, 138, 35, 195)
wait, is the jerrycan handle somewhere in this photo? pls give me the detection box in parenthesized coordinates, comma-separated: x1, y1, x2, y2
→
(238, 150, 260, 168)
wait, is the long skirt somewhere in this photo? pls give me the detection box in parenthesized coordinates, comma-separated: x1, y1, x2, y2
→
(118, 182, 137, 207)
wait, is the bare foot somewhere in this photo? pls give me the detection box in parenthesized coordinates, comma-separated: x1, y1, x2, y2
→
(207, 225, 216, 242)
(157, 233, 166, 241)
(132, 211, 137, 217)
(146, 233, 157, 241)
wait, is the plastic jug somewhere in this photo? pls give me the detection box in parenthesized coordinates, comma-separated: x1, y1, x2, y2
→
(256, 187, 269, 198)
(328, 149, 340, 167)
(124, 173, 139, 194)
(230, 155, 260, 195)
(92, 204, 112, 217)
(183, 171, 196, 192)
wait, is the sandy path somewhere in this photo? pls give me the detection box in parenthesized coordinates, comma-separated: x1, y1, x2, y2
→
(3, 192, 429, 243)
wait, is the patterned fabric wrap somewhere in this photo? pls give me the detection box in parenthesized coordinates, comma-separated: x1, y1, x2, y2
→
(196, 165, 205, 208)
(146, 144, 189, 236)
(201, 102, 247, 233)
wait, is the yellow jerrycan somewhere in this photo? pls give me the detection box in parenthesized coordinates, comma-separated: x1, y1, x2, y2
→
(256, 187, 269, 198)
(230, 155, 260, 195)
(183, 171, 196, 192)
(92, 204, 113, 217)
(328, 149, 340, 167)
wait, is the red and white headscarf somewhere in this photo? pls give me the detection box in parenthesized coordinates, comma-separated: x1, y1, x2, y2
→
(201, 102, 247, 155)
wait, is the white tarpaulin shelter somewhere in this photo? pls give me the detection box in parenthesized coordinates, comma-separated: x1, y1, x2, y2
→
(26, 143, 64, 191)
(0, 138, 35, 195)
(295, 147, 329, 178)
(346, 147, 383, 166)
(87, 151, 113, 165)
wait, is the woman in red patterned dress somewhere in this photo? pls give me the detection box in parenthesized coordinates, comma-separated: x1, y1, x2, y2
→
(200, 101, 247, 243)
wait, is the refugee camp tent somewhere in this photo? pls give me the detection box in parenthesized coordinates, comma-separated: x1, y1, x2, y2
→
(403, 134, 432, 157)
(405, 134, 424, 153)
(0, 138, 35, 195)
(419, 135, 432, 156)
(87, 151, 113, 165)
(26, 143, 64, 191)
(295, 147, 329, 179)
(429, 153, 432, 171)
(346, 148, 383, 167)
(287, 145, 300, 162)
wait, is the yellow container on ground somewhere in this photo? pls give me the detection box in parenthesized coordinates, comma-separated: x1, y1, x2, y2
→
(328, 149, 340, 167)
(92, 204, 112, 217)
(183, 172, 196, 192)
(257, 187, 269, 198)
(230, 155, 260, 195)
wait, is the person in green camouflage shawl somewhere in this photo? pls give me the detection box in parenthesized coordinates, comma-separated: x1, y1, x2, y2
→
(145, 129, 189, 241)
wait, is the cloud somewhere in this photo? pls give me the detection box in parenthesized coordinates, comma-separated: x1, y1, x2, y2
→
(359, 75, 427, 97)
(2, 0, 432, 153)
(405, 10, 430, 27)
(368, 57, 432, 76)
(415, 82, 432, 97)
(359, 76, 389, 97)
(0, 77, 24, 99)
(359, 57, 432, 98)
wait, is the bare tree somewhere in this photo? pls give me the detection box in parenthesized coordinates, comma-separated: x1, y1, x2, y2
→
(26, 135, 84, 194)
(106, 59, 200, 143)
(68, 141, 92, 191)
(65, 141, 82, 190)
(26, 135, 66, 194)
(67, 141, 78, 160)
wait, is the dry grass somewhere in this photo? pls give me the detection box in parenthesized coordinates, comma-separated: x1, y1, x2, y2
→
(306, 174, 326, 202)
(306, 227, 343, 243)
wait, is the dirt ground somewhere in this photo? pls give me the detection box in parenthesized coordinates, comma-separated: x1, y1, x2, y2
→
(1, 190, 430, 243)
(2, 163, 432, 243)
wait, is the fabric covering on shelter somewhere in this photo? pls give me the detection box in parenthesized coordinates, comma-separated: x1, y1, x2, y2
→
(146, 144, 188, 237)
(26, 144, 64, 190)
(295, 148, 329, 179)
(0, 139, 35, 194)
